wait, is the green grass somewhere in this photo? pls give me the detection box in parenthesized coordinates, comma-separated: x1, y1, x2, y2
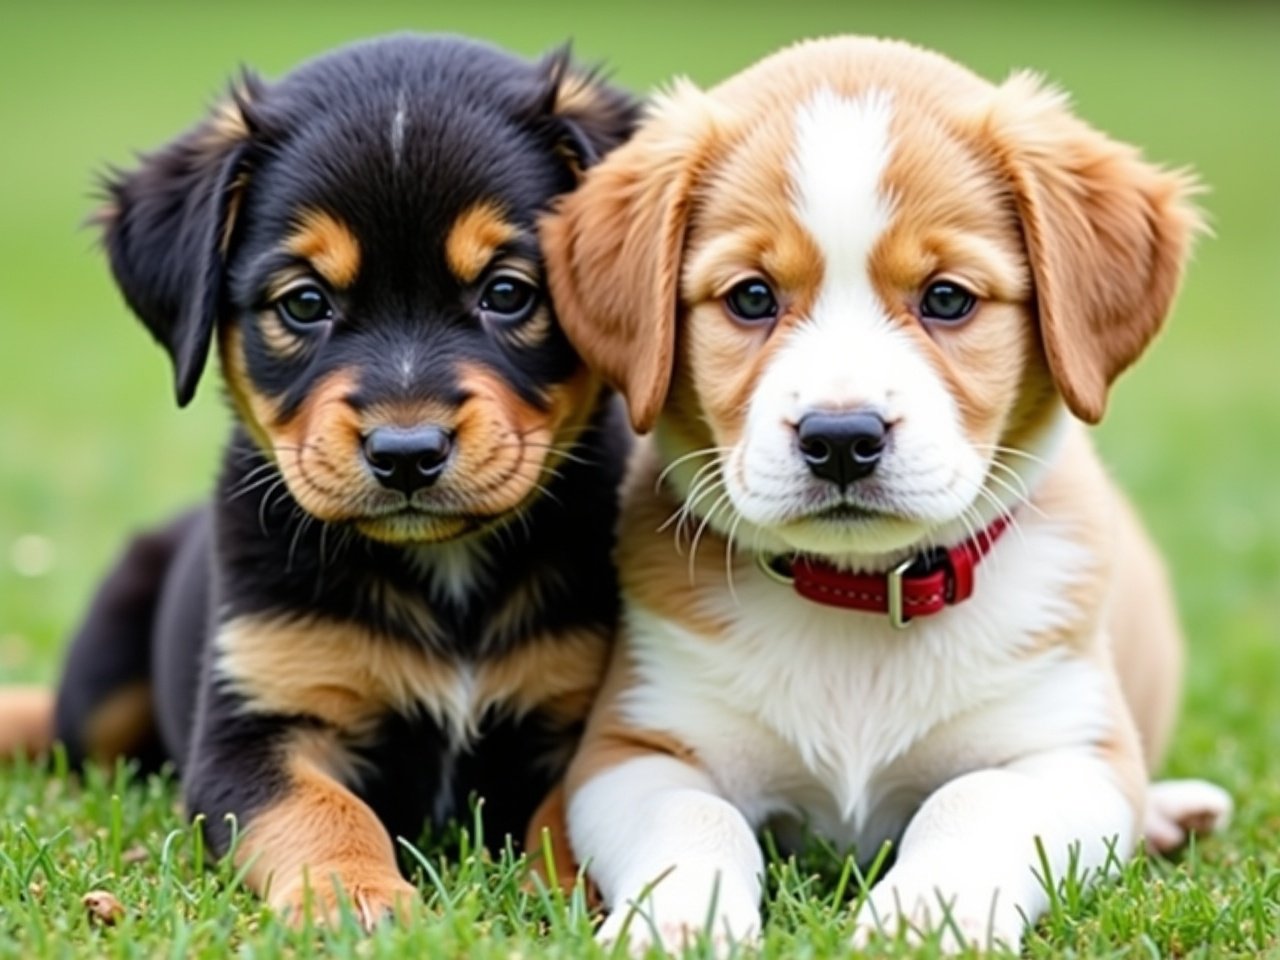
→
(2, 0, 1279, 956)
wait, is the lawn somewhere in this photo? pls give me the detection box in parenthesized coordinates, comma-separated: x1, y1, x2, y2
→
(1, 1, 1278, 956)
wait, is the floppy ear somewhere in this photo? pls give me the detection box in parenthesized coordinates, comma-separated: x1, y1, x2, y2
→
(990, 72, 1204, 423)
(538, 47, 641, 173)
(96, 76, 262, 407)
(541, 81, 719, 433)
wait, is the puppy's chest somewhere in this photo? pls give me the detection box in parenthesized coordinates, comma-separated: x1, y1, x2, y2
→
(357, 558, 548, 656)
(219, 559, 603, 745)
(626, 521, 1102, 836)
(347, 564, 588, 732)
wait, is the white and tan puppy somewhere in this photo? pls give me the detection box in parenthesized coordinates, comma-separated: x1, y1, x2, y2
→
(541, 36, 1231, 953)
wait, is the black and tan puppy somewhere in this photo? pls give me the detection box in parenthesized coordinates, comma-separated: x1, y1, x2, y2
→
(0, 34, 635, 925)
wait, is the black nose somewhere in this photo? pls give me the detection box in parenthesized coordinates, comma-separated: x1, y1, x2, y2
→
(797, 411, 888, 486)
(362, 426, 453, 495)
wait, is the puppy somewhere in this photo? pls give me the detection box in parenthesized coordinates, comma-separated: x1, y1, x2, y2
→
(542, 36, 1231, 952)
(0, 34, 635, 925)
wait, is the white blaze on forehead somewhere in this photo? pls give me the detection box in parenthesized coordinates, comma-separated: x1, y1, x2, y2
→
(790, 88, 895, 282)
(777, 87, 905, 416)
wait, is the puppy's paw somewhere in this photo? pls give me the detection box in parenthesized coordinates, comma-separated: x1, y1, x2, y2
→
(1144, 778, 1233, 854)
(597, 887, 760, 957)
(852, 876, 1022, 955)
(272, 870, 419, 932)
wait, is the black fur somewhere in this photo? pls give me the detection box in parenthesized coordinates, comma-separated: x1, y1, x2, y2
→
(52, 33, 636, 878)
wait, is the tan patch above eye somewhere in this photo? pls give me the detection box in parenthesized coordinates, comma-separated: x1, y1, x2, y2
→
(258, 310, 305, 360)
(285, 209, 362, 288)
(446, 202, 518, 283)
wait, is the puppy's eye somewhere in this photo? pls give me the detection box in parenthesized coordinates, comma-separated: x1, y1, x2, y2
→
(480, 275, 539, 321)
(920, 281, 976, 323)
(725, 279, 779, 324)
(277, 285, 335, 326)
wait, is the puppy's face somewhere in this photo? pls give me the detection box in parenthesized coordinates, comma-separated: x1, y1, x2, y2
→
(545, 37, 1200, 561)
(678, 87, 1047, 556)
(101, 36, 636, 544)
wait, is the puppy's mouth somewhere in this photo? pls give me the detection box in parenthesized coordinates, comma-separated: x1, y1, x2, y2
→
(804, 502, 886, 523)
(286, 453, 548, 545)
(728, 474, 940, 557)
(353, 506, 479, 545)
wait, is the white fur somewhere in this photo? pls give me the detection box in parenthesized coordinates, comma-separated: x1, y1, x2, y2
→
(408, 536, 493, 605)
(1145, 778, 1234, 853)
(790, 88, 893, 285)
(586, 508, 1135, 952)
(390, 87, 407, 168)
(571, 756, 764, 952)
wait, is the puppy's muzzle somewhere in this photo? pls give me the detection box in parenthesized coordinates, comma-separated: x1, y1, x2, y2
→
(797, 410, 888, 487)
(361, 425, 454, 495)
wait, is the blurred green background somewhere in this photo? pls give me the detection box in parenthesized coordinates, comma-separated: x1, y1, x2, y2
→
(1, 0, 1277, 795)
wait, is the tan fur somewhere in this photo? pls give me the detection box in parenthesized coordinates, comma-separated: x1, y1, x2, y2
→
(285, 209, 362, 289)
(256, 309, 306, 360)
(235, 737, 416, 929)
(445, 202, 518, 283)
(523, 782, 599, 901)
(218, 324, 279, 454)
(565, 641, 700, 797)
(1106, 494, 1185, 767)
(613, 444, 735, 638)
(553, 72, 606, 123)
(220, 170, 252, 256)
(453, 361, 600, 516)
(206, 98, 251, 146)
(217, 614, 609, 739)
(193, 96, 255, 255)
(216, 616, 422, 731)
(984, 73, 1204, 423)
(476, 626, 608, 721)
(541, 82, 724, 432)
(1015, 426, 1182, 775)
(0, 686, 55, 759)
(82, 680, 154, 763)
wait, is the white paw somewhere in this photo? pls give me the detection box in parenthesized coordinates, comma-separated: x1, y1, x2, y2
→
(1144, 778, 1233, 854)
(852, 876, 1023, 954)
(596, 884, 760, 957)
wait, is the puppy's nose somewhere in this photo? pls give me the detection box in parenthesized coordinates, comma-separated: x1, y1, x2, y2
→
(362, 426, 453, 494)
(797, 411, 888, 486)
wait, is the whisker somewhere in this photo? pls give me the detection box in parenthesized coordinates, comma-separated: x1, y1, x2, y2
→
(285, 510, 313, 574)
(984, 459, 1035, 502)
(529, 480, 565, 509)
(496, 439, 597, 468)
(675, 472, 726, 550)
(225, 464, 284, 503)
(255, 478, 288, 535)
(656, 446, 732, 491)
(689, 488, 733, 583)
(724, 508, 746, 604)
(983, 471, 1047, 520)
(973, 443, 1050, 469)
(660, 460, 723, 536)
(973, 486, 1031, 552)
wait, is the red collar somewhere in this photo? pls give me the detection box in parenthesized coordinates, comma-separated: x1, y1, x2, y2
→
(757, 515, 1011, 628)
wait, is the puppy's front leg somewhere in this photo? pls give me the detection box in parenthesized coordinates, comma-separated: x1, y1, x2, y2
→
(236, 748, 418, 928)
(187, 722, 416, 929)
(854, 748, 1139, 952)
(571, 754, 763, 954)
(185, 614, 427, 927)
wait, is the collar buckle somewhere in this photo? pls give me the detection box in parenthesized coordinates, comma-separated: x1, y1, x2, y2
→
(886, 555, 917, 629)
